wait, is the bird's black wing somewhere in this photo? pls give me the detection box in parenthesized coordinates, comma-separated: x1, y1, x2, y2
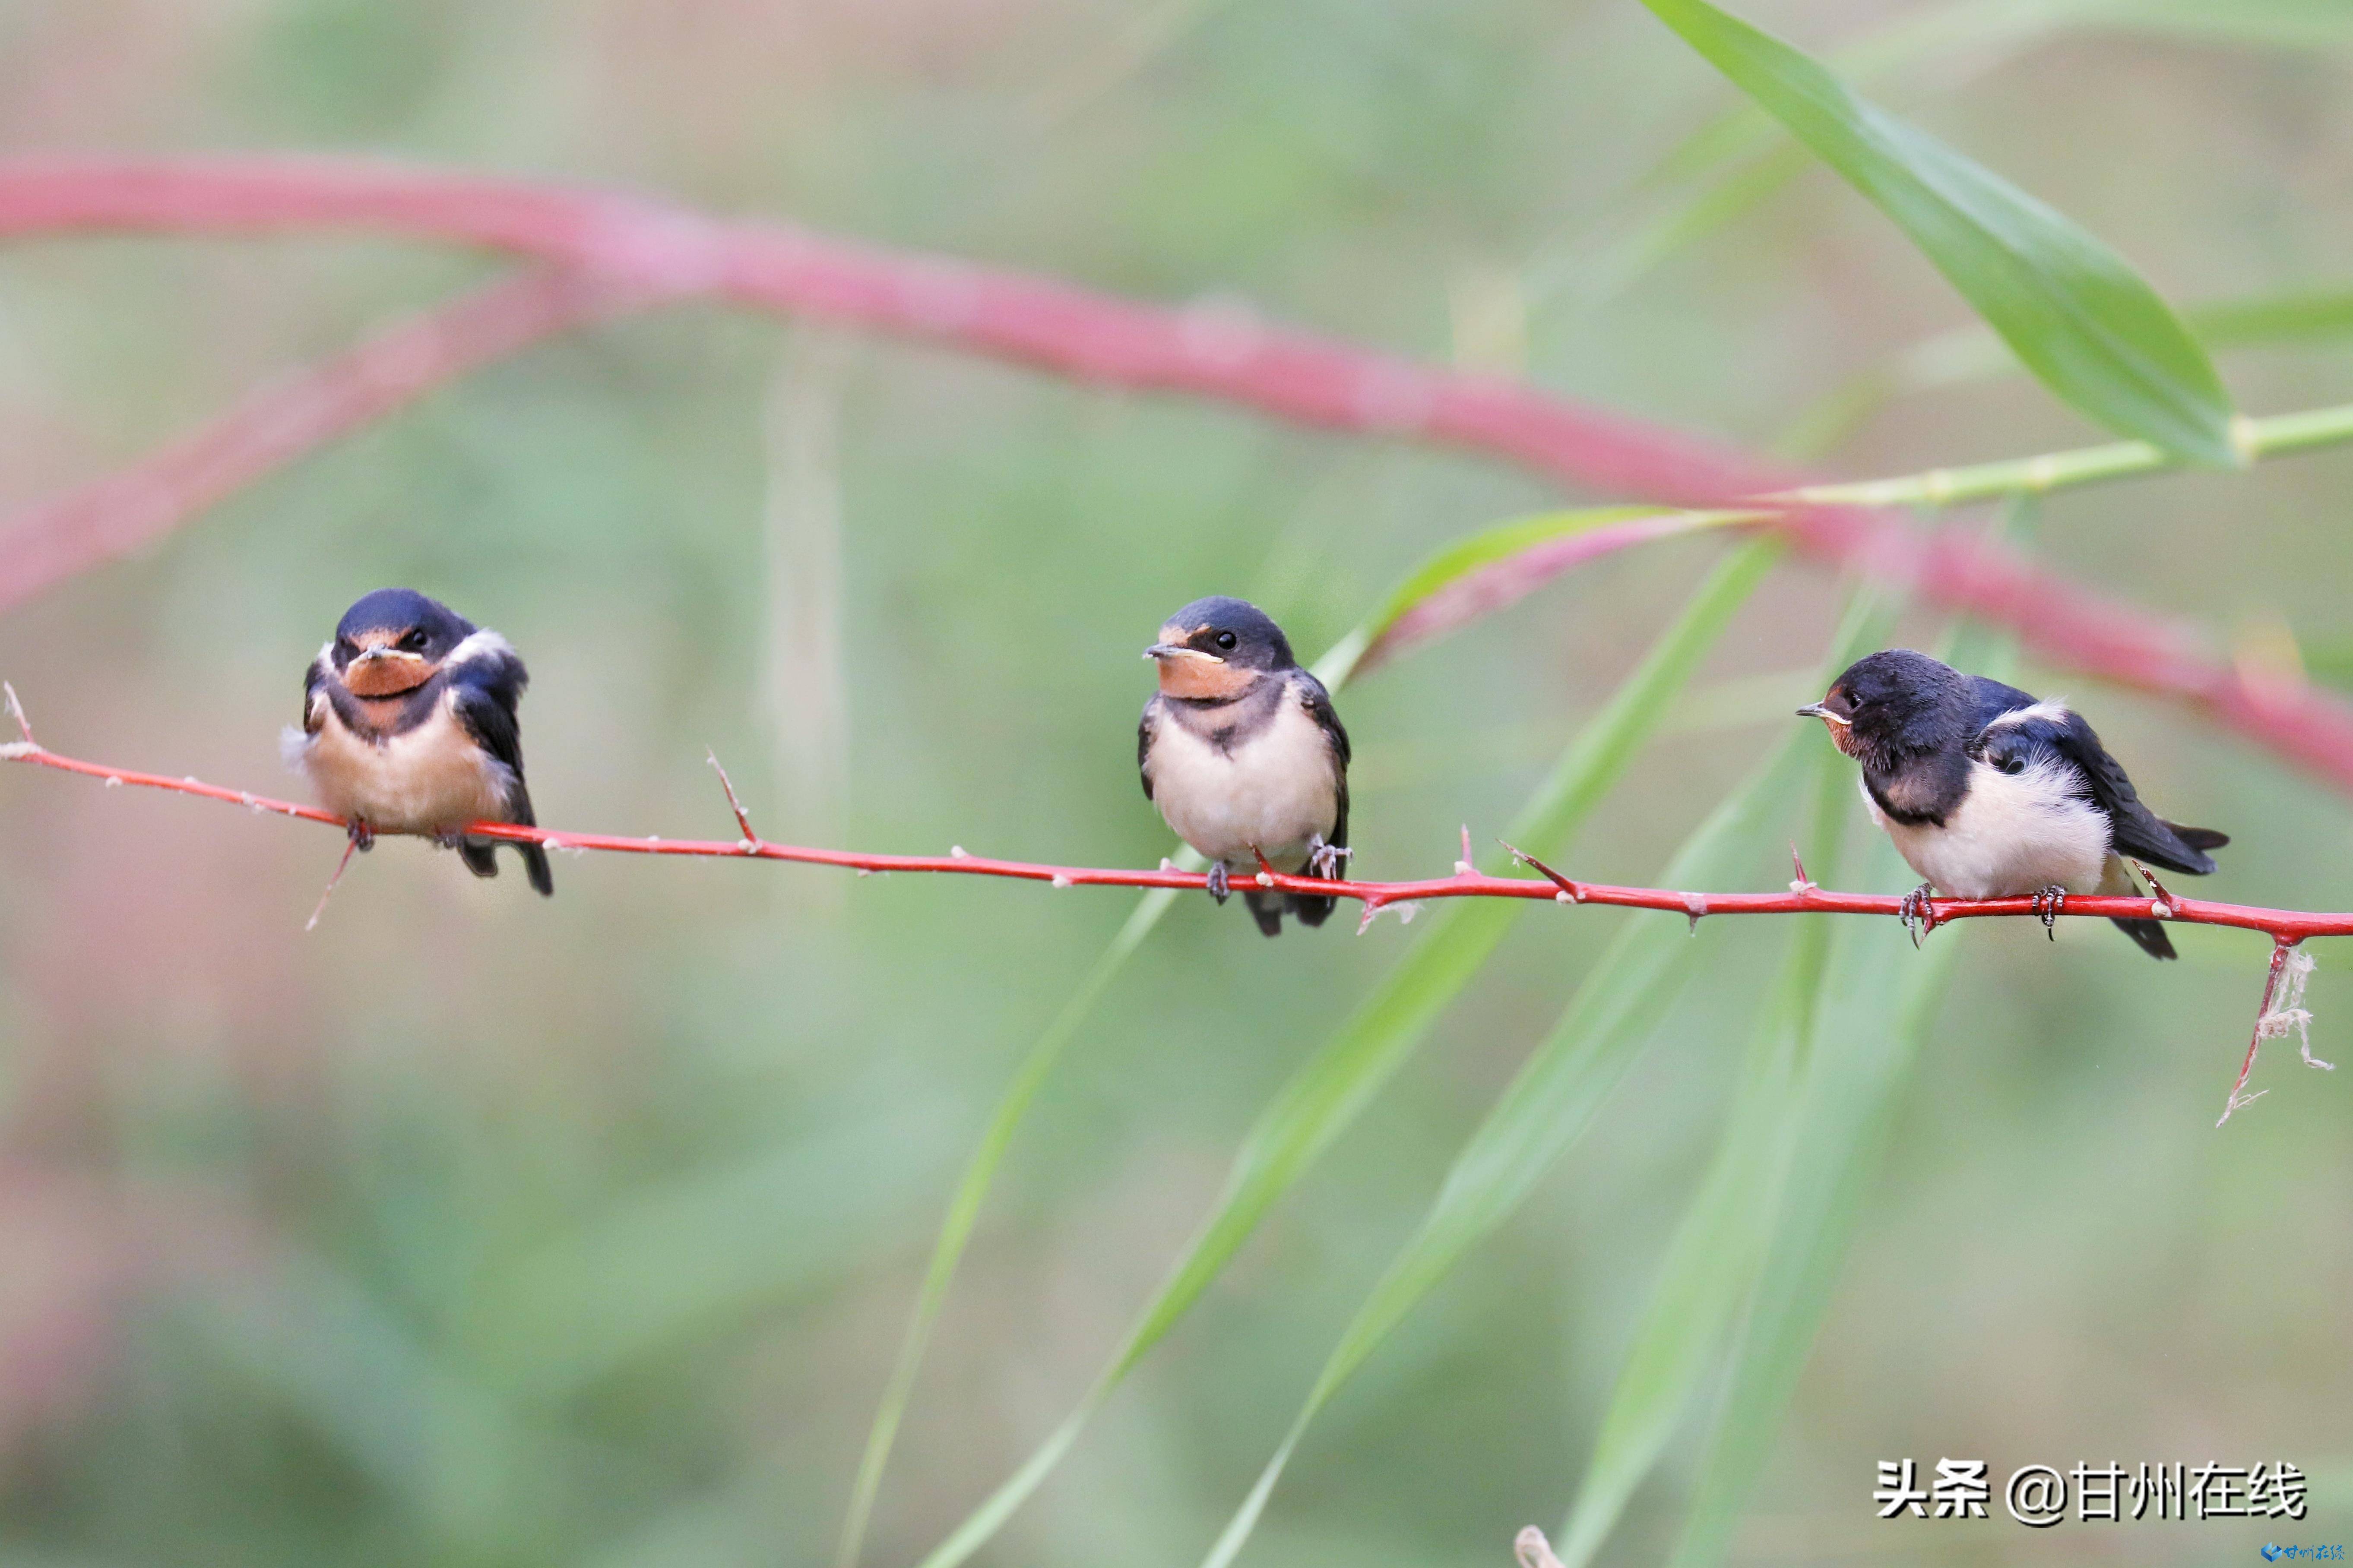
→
(1986, 700, 2221, 879)
(301, 654, 329, 733)
(1283, 671, 1351, 932)
(1137, 700, 1159, 802)
(2055, 714, 2219, 875)
(450, 667, 553, 896)
(1295, 670, 1350, 852)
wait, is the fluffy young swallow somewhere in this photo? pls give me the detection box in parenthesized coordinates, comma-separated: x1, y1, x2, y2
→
(283, 588, 552, 896)
(1139, 596, 1350, 936)
(1798, 648, 2225, 958)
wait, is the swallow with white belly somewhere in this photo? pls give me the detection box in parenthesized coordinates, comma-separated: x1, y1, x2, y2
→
(1799, 648, 2224, 957)
(1138, 597, 1350, 936)
(285, 588, 552, 895)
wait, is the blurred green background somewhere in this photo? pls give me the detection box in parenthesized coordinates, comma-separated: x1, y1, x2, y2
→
(1, 1, 2350, 1564)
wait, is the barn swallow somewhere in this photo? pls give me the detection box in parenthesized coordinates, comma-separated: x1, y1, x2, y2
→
(1139, 596, 1350, 936)
(1798, 648, 2225, 958)
(283, 588, 552, 896)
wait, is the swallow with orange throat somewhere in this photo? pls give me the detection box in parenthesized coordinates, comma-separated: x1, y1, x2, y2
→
(1139, 596, 1350, 935)
(284, 588, 552, 895)
(1799, 648, 2226, 957)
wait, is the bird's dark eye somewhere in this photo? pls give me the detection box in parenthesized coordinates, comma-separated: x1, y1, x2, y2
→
(1215, 631, 1238, 651)
(2001, 756, 2025, 775)
(399, 628, 429, 652)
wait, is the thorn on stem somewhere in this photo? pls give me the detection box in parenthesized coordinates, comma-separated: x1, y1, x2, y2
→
(1455, 823, 1475, 876)
(1251, 844, 1277, 886)
(1683, 892, 1707, 933)
(1788, 841, 1814, 894)
(2, 681, 35, 748)
(304, 833, 363, 931)
(1501, 840, 1583, 902)
(706, 750, 760, 848)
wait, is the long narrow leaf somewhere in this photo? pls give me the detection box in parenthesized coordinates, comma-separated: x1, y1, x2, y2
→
(1665, 616, 2016, 1566)
(1637, 0, 2236, 464)
(1664, 840, 1960, 1568)
(914, 541, 1783, 1568)
(1545, 705, 1859, 1568)
(831, 888, 1177, 1568)
(837, 513, 1760, 1565)
(1196, 594, 1877, 1568)
(2087, 0, 2353, 50)
(469, 1106, 954, 1400)
(1199, 599, 1878, 1568)
(1647, 0, 2353, 191)
(1783, 279, 2353, 458)
(1547, 0, 2349, 322)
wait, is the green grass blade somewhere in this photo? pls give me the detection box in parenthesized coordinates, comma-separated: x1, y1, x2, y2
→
(2188, 287, 2353, 348)
(1201, 687, 1828, 1568)
(839, 504, 1775, 1566)
(192, 1252, 555, 1550)
(1642, 0, 2353, 196)
(1530, 143, 1812, 317)
(1663, 844, 1959, 1568)
(1537, 1, 2070, 314)
(1544, 0, 2349, 321)
(467, 1106, 954, 1401)
(1664, 616, 2016, 1568)
(839, 524, 1765, 1565)
(1545, 724, 1855, 1568)
(1786, 278, 2353, 458)
(831, 886, 1177, 1568)
(2083, 0, 2353, 50)
(1200, 592, 1888, 1568)
(1118, 539, 1781, 1371)
(1637, 0, 2237, 465)
(1902, 283, 2353, 392)
(912, 540, 1781, 1568)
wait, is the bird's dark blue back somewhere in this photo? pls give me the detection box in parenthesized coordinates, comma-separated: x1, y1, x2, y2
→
(1965, 675, 2043, 734)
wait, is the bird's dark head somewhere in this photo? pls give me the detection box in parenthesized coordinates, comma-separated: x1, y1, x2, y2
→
(1799, 648, 1974, 769)
(1144, 596, 1296, 701)
(330, 589, 477, 698)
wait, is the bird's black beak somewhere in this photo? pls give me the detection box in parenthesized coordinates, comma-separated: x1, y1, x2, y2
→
(1793, 702, 1851, 727)
(1143, 642, 1222, 664)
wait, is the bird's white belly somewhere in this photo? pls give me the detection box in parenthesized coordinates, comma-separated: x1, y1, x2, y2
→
(1150, 702, 1337, 870)
(288, 697, 512, 833)
(1865, 762, 2109, 899)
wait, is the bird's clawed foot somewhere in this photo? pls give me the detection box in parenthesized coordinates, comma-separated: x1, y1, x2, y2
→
(1897, 882, 1936, 948)
(433, 828, 467, 851)
(2030, 884, 2066, 940)
(347, 819, 376, 853)
(1205, 861, 1231, 904)
(1307, 836, 1352, 879)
